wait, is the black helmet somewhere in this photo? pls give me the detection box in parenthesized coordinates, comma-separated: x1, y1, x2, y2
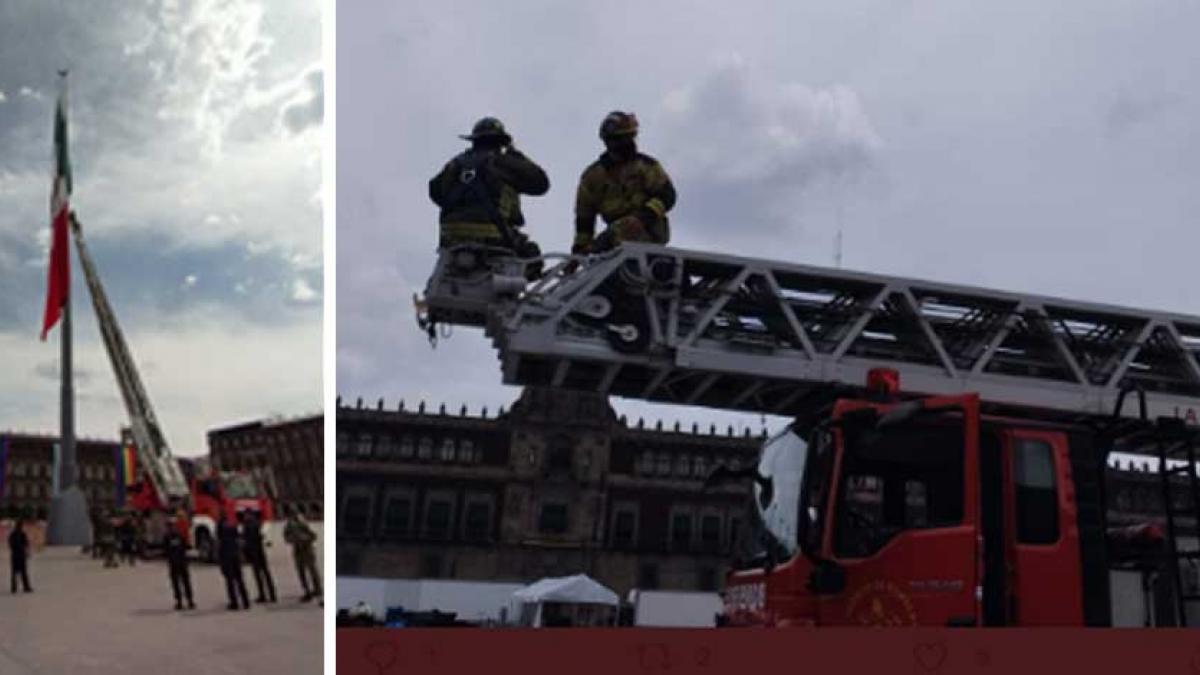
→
(599, 111, 639, 140)
(460, 117, 512, 143)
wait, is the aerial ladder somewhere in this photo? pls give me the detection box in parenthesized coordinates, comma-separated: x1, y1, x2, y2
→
(418, 242, 1200, 625)
(70, 214, 190, 507)
(420, 242, 1200, 424)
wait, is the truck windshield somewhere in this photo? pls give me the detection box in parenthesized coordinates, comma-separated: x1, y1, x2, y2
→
(743, 427, 809, 560)
(221, 473, 259, 499)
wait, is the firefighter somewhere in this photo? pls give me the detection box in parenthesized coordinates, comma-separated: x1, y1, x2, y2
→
(217, 512, 250, 611)
(241, 510, 277, 604)
(283, 509, 321, 602)
(7, 518, 32, 593)
(428, 117, 549, 263)
(163, 510, 195, 610)
(573, 111, 677, 255)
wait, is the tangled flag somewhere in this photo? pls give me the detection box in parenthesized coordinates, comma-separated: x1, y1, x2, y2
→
(41, 74, 72, 341)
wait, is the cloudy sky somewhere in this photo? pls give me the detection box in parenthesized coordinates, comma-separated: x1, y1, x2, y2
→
(0, 0, 323, 456)
(339, 1, 1200, 435)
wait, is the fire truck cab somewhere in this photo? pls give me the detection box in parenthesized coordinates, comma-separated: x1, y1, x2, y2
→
(125, 451, 275, 562)
(720, 372, 1199, 628)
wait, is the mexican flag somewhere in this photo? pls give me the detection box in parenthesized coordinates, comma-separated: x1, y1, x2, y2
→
(41, 77, 72, 341)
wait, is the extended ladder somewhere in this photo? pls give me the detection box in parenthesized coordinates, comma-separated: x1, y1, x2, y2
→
(71, 214, 190, 502)
(420, 243, 1200, 424)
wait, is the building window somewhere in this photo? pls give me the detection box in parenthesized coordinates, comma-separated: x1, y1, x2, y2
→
(381, 494, 413, 539)
(611, 507, 637, 548)
(341, 494, 372, 537)
(700, 514, 722, 552)
(399, 436, 415, 459)
(463, 500, 492, 542)
(355, 435, 373, 458)
(439, 438, 456, 462)
(417, 437, 433, 460)
(656, 453, 672, 476)
(670, 510, 693, 551)
(692, 455, 709, 479)
(638, 563, 659, 590)
(548, 437, 572, 474)
(674, 454, 690, 477)
(539, 502, 569, 534)
(636, 452, 653, 475)
(459, 439, 476, 463)
(336, 433, 349, 457)
(424, 497, 454, 540)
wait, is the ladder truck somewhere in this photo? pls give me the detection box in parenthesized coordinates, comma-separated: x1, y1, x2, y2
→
(72, 215, 274, 561)
(418, 242, 1200, 627)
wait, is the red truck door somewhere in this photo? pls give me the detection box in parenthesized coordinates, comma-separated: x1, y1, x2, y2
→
(1000, 429, 1084, 625)
(815, 395, 981, 626)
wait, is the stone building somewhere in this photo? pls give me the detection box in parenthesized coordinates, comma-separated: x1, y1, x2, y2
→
(208, 414, 324, 519)
(336, 387, 767, 596)
(0, 432, 121, 518)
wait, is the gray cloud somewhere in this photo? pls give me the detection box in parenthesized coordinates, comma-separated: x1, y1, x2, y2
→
(1104, 89, 1183, 138)
(282, 69, 324, 134)
(657, 54, 881, 243)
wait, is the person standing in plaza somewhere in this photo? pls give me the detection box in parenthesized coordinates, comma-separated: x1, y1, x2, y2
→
(163, 510, 195, 610)
(117, 512, 137, 566)
(283, 509, 321, 602)
(217, 511, 250, 611)
(241, 510, 276, 604)
(8, 518, 33, 593)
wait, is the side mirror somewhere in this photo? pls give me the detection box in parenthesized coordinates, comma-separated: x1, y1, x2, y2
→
(807, 559, 846, 595)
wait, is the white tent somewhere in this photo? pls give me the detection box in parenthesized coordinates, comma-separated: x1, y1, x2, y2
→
(512, 574, 619, 627)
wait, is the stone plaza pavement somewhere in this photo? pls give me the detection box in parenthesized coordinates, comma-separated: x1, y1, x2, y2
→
(0, 525, 324, 675)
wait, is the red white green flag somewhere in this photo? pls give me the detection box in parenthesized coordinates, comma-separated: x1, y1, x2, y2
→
(41, 76, 72, 341)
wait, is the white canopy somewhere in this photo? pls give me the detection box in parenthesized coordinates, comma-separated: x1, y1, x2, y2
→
(512, 574, 619, 606)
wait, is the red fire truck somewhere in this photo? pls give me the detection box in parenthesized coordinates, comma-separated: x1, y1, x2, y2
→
(123, 446, 275, 561)
(417, 241, 1200, 628)
(716, 371, 1198, 627)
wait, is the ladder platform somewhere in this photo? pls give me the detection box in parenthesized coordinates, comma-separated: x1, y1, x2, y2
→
(470, 243, 1200, 423)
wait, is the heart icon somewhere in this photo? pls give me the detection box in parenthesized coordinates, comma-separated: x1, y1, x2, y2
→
(913, 642, 947, 672)
(364, 641, 399, 675)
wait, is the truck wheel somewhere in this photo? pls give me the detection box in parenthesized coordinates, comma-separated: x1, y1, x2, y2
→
(195, 529, 215, 563)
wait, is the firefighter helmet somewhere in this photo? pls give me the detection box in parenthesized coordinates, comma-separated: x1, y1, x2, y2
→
(599, 111, 639, 140)
(459, 117, 512, 143)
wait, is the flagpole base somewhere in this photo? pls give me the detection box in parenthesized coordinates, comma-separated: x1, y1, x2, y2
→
(46, 486, 92, 547)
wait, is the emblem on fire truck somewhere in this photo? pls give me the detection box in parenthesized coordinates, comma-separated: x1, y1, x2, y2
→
(845, 580, 917, 627)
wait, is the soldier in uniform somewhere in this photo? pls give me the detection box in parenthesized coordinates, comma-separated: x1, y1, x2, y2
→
(429, 117, 549, 263)
(242, 510, 276, 604)
(283, 509, 321, 602)
(217, 512, 250, 611)
(162, 510, 195, 610)
(573, 111, 677, 254)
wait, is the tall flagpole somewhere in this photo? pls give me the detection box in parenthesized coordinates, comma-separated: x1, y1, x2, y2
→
(59, 74, 75, 495)
(46, 69, 89, 546)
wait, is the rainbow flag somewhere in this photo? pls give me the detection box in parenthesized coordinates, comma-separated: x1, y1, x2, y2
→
(116, 444, 137, 505)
